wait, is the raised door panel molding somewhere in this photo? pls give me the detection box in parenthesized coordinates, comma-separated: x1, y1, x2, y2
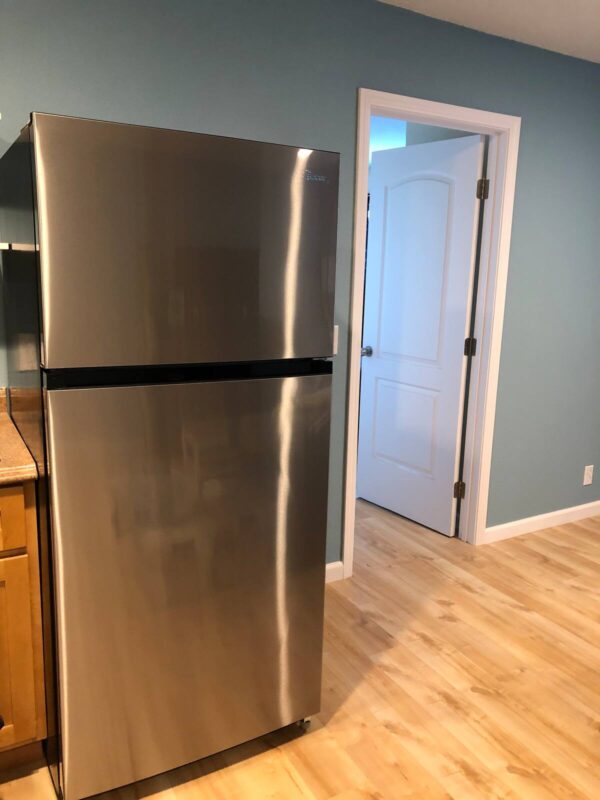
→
(0, 486, 27, 553)
(23, 481, 47, 741)
(379, 177, 451, 365)
(0, 554, 37, 750)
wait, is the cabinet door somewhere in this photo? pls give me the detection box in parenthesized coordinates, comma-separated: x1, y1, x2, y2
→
(0, 554, 37, 749)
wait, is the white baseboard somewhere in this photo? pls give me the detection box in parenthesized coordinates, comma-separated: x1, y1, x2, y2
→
(325, 560, 345, 583)
(482, 500, 600, 544)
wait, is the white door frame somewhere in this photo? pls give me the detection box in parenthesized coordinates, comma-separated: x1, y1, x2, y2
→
(342, 89, 521, 577)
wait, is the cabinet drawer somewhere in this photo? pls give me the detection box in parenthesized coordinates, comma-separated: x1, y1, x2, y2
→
(0, 554, 37, 749)
(0, 486, 27, 553)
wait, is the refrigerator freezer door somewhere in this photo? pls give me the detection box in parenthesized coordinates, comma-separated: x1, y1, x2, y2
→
(46, 375, 330, 800)
(32, 113, 339, 368)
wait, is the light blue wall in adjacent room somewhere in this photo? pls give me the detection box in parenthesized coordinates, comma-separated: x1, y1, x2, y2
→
(370, 115, 406, 160)
(0, 0, 598, 557)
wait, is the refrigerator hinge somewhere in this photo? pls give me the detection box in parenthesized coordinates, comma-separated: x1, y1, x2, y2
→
(476, 178, 490, 200)
(464, 337, 477, 357)
(453, 481, 466, 500)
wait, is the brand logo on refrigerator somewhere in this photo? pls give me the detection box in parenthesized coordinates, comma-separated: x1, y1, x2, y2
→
(304, 169, 329, 183)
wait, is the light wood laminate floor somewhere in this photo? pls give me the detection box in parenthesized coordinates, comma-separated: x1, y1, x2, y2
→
(2, 500, 599, 799)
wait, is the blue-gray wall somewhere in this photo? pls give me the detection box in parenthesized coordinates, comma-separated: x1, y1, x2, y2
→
(1, 0, 599, 555)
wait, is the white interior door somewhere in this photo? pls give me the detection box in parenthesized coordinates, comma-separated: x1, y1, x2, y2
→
(357, 135, 484, 536)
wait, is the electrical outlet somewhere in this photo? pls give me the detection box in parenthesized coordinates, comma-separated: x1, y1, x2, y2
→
(583, 465, 594, 486)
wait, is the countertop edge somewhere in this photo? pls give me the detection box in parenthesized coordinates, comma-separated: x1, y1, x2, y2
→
(0, 411, 38, 486)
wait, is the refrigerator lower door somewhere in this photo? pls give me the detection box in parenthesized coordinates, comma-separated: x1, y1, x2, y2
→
(45, 375, 331, 800)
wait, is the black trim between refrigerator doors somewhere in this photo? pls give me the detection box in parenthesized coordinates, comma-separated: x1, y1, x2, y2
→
(43, 358, 333, 390)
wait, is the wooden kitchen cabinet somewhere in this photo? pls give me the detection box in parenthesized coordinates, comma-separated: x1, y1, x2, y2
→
(0, 475, 46, 753)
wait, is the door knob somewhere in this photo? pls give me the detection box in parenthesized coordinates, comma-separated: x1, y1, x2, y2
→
(361, 346, 373, 357)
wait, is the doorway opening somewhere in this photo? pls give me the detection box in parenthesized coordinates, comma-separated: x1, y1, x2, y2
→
(360, 116, 484, 538)
(341, 90, 521, 579)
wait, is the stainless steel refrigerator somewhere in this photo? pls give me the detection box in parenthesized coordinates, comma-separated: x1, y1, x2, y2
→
(0, 113, 338, 800)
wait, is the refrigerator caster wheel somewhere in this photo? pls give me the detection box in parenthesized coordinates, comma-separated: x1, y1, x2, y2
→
(296, 717, 311, 732)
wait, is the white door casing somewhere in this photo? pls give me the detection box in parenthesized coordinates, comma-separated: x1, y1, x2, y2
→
(341, 90, 521, 580)
(357, 135, 484, 536)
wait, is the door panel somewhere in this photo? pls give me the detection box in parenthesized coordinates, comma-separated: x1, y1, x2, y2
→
(46, 375, 330, 800)
(373, 380, 438, 474)
(0, 486, 27, 553)
(32, 114, 339, 368)
(379, 177, 451, 363)
(357, 136, 483, 536)
(0, 554, 37, 750)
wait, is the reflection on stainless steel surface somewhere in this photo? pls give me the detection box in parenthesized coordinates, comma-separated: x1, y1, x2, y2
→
(275, 377, 296, 722)
(47, 376, 330, 800)
(274, 148, 314, 719)
(283, 148, 312, 360)
(32, 114, 339, 369)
